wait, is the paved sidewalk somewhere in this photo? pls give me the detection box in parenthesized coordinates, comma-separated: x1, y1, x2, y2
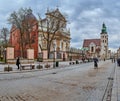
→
(0, 61, 77, 74)
(0, 60, 99, 74)
(111, 62, 120, 101)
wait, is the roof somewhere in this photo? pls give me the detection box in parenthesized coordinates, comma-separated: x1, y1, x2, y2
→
(25, 13, 37, 21)
(46, 8, 66, 21)
(83, 39, 101, 47)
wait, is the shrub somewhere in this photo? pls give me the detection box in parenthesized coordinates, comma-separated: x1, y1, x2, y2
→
(45, 64, 50, 68)
(31, 65, 35, 69)
(76, 60, 79, 64)
(4, 67, 13, 72)
(36, 65, 43, 69)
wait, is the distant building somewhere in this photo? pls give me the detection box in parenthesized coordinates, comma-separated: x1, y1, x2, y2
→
(83, 23, 109, 59)
(117, 47, 120, 58)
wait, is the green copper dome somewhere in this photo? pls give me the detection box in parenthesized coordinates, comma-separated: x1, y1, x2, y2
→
(101, 23, 107, 34)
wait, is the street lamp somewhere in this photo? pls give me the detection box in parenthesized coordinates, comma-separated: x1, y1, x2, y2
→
(68, 47, 70, 61)
(53, 43, 56, 68)
(4, 48, 6, 63)
(69, 48, 72, 61)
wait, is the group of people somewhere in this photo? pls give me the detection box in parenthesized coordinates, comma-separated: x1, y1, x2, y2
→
(15, 56, 99, 69)
(93, 57, 120, 68)
(111, 57, 120, 66)
(15, 56, 120, 70)
(16, 57, 98, 70)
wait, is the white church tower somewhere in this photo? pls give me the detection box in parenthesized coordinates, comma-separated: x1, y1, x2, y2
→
(100, 23, 108, 59)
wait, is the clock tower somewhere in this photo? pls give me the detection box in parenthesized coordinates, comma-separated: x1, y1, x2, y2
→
(100, 23, 108, 59)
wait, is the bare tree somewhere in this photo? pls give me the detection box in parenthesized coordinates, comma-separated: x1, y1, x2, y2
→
(38, 8, 67, 59)
(8, 8, 36, 57)
(0, 27, 9, 47)
(22, 8, 37, 48)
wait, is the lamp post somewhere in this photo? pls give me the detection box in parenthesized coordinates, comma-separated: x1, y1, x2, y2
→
(81, 48, 84, 61)
(69, 48, 72, 61)
(53, 43, 56, 68)
(4, 48, 6, 63)
(68, 48, 70, 61)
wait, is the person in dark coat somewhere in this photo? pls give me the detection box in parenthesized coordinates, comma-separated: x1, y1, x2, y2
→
(93, 57, 98, 69)
(117, 58, 120, 66)
(16, 57, 20, 69)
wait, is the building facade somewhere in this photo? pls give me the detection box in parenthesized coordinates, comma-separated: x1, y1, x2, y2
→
(83, 23, 109, 59)
(38, 8, 71, 61)
(9, 12, 38, 58)
(117, 48, 120, 58)
(9, 8, 71, 61)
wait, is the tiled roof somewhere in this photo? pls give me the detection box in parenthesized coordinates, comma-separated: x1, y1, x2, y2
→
(83, 39, 101, 47)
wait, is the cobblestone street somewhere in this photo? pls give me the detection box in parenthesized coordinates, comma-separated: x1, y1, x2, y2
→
(0, 60, 115, 101)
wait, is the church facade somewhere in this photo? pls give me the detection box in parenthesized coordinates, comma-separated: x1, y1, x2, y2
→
(83, 23, 109, 59)
(38, 8, 71, 61)
(9, 8, 71, 61)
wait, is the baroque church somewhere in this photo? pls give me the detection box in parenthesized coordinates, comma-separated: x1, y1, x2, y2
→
(83, 23, 109, 59)
(9, 8, 71, 61)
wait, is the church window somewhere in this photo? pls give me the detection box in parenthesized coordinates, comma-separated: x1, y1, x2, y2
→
(61, 42, 63, 50)
(42, 40, 47, 48)
(91, 47, 94, 52)
(105, 40, 106, 43)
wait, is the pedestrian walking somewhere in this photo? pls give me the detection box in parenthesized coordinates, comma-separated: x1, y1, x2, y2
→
(117, 58, 120, 66)
(111, 58, 113, 63)
(104, 58, 105, 61)
(16, 57, 20, 69)
(93, 57, 98, 69)
(114, 58, 116, 63)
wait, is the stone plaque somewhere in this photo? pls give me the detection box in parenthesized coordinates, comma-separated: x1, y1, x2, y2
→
(27, 49, 34, 59)
(6, 47, 14, 59)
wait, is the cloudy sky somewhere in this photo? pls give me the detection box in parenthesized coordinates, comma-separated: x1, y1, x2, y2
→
(0, 0, 120, 52)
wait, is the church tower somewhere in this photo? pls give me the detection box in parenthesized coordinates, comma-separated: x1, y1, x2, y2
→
(100, 23, 108, 59)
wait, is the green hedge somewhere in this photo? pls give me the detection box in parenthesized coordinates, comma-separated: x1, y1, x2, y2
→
(36, 65, 43, 69)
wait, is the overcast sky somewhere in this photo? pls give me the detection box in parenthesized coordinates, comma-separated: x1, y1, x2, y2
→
(0, 0, 120, 52)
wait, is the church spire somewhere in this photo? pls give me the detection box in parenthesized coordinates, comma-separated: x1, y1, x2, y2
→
(101, 22, 107, 34)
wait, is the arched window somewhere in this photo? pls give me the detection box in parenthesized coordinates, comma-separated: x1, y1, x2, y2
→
(105, 40, 106, 43)
(91, 47, 94, 52)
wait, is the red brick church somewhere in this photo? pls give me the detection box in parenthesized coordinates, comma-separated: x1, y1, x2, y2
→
(9, 11, 38, 58)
